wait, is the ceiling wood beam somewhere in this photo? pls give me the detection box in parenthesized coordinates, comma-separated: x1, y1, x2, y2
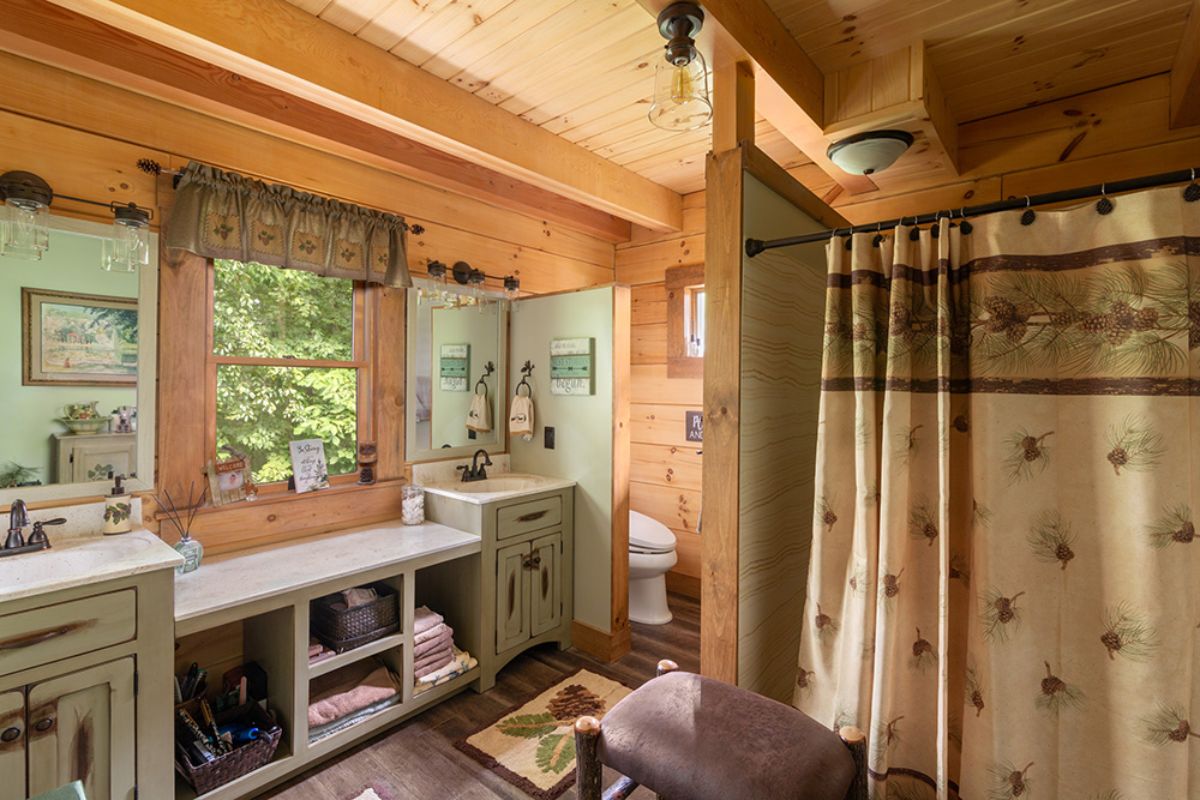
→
(0, 0, 633, 243)
(36, 0, 683, 233)
(1170, 0, 1200, 128)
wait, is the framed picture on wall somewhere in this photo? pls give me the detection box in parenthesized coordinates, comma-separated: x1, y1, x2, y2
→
(21, 287, 138, 386)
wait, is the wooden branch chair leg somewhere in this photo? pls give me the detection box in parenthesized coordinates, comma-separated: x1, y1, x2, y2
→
(838, 726, 868, 800)
(575, 716, 603, 800)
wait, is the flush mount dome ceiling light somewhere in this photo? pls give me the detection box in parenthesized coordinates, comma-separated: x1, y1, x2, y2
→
(826, 130, 915, 175)
(648, 2, 712, 132)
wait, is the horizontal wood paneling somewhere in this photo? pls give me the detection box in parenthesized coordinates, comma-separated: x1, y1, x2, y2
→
(623, 195, 705, 598)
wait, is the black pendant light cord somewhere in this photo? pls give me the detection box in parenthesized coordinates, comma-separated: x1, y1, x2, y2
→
(745, 166, 1200, 257)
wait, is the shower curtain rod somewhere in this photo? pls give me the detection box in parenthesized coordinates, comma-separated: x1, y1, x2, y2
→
(744, 165, 1200, 257)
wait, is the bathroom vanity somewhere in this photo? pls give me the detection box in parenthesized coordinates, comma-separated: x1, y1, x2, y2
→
(0, 513, 181, 800)
(422, 474, 576, 690)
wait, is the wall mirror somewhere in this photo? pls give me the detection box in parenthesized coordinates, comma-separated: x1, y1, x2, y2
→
(0, 216, 157, 504)
(406, 280, 507, 462)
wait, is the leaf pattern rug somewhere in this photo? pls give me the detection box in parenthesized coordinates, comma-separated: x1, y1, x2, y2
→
(455, 669, 632, 799)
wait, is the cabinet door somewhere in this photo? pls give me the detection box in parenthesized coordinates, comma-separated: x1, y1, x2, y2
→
(27, 657, 136, 800)
(496, 541, 531, 653)
(529, 533, 562, 637)
(69, 441, 135, 483)
(0, 690, 25, 800)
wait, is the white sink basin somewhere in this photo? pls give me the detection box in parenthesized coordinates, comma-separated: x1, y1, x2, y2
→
(422, 473, 575, 503)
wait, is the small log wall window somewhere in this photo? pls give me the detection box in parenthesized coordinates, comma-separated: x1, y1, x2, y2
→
(666, 264, 705, 378)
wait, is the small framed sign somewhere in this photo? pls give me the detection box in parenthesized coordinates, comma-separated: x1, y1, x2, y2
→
(440, 343, 470, 391)
(289, 438, 330, 493)
(685, 410, 703, 442)
(550, 337, 594, 395)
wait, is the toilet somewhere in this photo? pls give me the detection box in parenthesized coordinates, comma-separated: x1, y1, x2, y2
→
(628, 510, 678, 625)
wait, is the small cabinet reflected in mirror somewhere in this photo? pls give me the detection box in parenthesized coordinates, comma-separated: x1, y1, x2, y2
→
(406, 282, 507, 461)
(0, 216, 157, 501)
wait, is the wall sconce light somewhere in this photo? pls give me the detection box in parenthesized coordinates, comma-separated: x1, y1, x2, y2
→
(0, 168, 153, 270)
(0, 171, 53, 260)
(503, 275, 520, 300)
(648, 2, 712, 132)
(102, 202, 152, 272)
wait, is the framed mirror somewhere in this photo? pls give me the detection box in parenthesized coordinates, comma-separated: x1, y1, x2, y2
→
(406, 281, 507, 462)
(0, 216, 157, 504)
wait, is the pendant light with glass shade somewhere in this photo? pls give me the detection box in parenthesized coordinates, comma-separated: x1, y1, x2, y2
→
(102, 202, 152, 272)
(648, 2, 712, 132)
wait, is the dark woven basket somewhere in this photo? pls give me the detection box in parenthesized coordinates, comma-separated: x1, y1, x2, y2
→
(311, 582, 399, 653)
(174, 701, 282, 796)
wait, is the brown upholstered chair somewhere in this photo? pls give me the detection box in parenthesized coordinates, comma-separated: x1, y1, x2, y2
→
(573, 660, 867, 800)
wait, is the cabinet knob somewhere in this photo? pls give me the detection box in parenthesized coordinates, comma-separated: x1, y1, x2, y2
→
(32, 717, 54, 733)
(0, 726, 21, 743)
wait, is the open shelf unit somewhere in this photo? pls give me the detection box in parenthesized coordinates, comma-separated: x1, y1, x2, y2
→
(170, 522, 482, 800)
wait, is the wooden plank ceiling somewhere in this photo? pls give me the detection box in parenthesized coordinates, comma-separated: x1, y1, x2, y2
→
(764, 0, 1193, 122)
(281, 0, 810, 194)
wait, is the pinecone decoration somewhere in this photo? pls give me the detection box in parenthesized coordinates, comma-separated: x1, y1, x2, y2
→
(1100, 629, 1122, 658)
(1022, 432, 1052, 462)
(882, 570, 903, 599)
(1168, 719, 1192, 742)
(547, 684, 605, 721)
(796, 668, 814, 691)
(1133, 307, 1159, 331)
(971, 688, 985, 717)
(815, 604, 837, 636)
(1107, 446, 1129, 472)
(953, 414, 969, 433)
(1174, 521, 1195, 544)
(1055, 541, 1075, 569)
(1080, 314, 1108, 334)
(1040, 662, 1066, 698)
(912, 628, 933, 659)
(921, 521, 938, 546)
(1049, 310, 1082, 327)
(823, 509, 838, 527)
(996, 593, 1022, 623)
(1006, 763, 1034, 797)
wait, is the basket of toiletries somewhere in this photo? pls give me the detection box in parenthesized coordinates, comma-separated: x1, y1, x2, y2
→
(174, 699, 283, 795)
(311, 582, 400, 653)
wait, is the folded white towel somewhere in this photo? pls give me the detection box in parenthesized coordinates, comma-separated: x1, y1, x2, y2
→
(509, 394, 534, 441)
(467, 389, 491, 433)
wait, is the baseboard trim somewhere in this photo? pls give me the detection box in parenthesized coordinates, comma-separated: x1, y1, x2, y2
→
(666, 571, 700, 599)
(571, 619, 631, 662)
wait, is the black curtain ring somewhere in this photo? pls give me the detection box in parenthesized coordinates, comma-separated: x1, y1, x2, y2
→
(1020, 196, 1036, 226)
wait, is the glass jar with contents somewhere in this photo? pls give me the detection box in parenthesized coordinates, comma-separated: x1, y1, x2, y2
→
(401, 484, 425, 525)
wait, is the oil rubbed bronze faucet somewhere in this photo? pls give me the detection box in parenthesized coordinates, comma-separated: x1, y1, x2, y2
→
(1, 499, 65, 558)
(457, 449, 493, 482)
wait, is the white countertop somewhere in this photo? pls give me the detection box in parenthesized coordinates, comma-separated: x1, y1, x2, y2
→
(421, 475, 576, 505)
(174, 519, 480, 628)
(0, 527, 183, 604)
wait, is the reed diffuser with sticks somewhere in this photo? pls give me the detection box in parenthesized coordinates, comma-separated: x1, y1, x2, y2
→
(157, 481, 208, 575)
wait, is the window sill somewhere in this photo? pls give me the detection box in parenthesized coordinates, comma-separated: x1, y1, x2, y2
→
(153, 478, 405, 521)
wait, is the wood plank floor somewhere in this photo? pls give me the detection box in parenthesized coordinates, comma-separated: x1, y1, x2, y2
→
(262, 593, 699, 800)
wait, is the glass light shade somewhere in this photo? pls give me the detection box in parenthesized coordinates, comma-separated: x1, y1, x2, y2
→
(1, 199, 49, 260)
(648, 51, 712, 131)
(102, 216, 150, 272)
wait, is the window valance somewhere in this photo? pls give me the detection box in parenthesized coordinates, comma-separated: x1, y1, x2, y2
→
(165, 162, 411, 287)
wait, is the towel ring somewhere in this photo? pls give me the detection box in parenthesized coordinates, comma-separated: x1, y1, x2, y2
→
(475, 361, 494, 394)
(515, 360, 534, 397)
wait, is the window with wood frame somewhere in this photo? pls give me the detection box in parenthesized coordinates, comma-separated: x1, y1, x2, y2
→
(666, 264, 704, 378)
(208, 259, 371, 486)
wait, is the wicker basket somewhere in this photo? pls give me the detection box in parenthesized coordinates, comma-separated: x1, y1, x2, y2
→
(311, 582, 399, 653)
(174, 701, 282, 796)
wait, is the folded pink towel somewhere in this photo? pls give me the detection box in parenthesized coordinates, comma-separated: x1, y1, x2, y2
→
(307, 663, 398, 728)
(414, 628, 453, 658)
(413, 645, 453, 671)
(307, 638, 324, 659)
(413, 606, 444, 635)
(414, 650, 454, 679)
(414, 622, 451, 646)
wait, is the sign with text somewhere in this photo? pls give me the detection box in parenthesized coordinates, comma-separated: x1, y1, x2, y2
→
(289, 438, 330, 493)
(550, 337, 595, 395)
(686, 410, 703, 442)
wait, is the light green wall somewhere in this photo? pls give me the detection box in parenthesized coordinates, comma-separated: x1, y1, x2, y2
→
(430, 303, 501, 450)
(509, 287, 615, 633)
(0, 229, 138, 485)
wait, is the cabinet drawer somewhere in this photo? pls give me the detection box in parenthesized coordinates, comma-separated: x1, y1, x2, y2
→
(0, 590, 136, 677)
(496, 495, 562, 540)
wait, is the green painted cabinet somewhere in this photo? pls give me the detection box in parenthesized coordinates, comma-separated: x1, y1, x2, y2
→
(496, 540, 532, 652)
(0, 690, 25, 800)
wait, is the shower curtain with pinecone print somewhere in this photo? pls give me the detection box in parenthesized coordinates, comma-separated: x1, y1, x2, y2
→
(793, 184, 1199, 800)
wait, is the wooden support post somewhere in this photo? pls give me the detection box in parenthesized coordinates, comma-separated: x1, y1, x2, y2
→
(713, 60, 755, 154)
(574, 716, 603, 800)
(838, 726, 869, 800)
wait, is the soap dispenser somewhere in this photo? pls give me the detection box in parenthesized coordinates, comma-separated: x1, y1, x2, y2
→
(103, 473, 133, 535)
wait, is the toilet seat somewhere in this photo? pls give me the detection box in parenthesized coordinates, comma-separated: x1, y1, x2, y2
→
(629, 512, 676, 553)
